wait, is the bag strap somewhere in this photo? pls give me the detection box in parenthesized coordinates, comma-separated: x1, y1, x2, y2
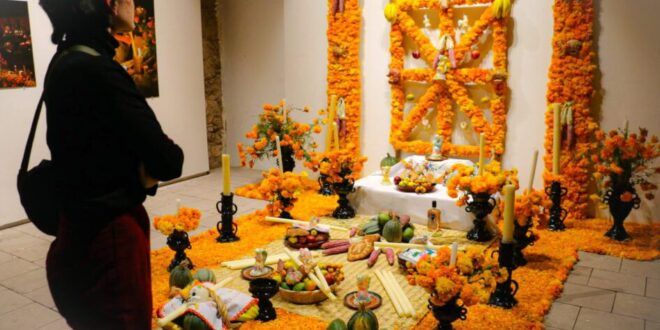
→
(19, 45, 101, 174)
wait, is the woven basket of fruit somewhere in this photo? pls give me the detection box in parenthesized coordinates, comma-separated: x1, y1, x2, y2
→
(396, 182, 435, 194)
(393, 159, 439, 194)
(273, 261, 345, 305)
(284, 225, 331, 250)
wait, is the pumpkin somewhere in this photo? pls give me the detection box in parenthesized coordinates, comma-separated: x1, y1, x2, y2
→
(380, 153, 398, 168)
(327, 318, 348, 330)
(170, 260, 194, 289)
(347, 304, 378, 330)
(183, 313, 211, 330)
(382, 217, 403, 243)
(193, 268, 217, 283)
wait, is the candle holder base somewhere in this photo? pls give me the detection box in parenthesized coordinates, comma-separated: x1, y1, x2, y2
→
(488, 241, 518, 309)
(216, 193, 240, 243)
(546, 181, 567, 231)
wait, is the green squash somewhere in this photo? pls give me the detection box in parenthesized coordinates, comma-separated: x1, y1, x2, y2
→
(380, 153, 398, 168)
(169, 260, 193, 289)
(183, 313, 212, 330)
(327, 318, 348, 330)
(382, 217, 403, 243)
(193, 268, 217, 283)
(347, 304, 379, 330)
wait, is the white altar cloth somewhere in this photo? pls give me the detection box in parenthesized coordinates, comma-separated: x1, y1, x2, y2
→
(349, 156, 476, 231)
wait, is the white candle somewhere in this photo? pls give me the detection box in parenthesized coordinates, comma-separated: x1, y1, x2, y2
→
(502, 184, 515, 243)
(528, 150, 538, 192)
(222, 154, 231, 195)
(333, 122, 340, 150)
(275, 136, 284, 171)
(552, 104, 561, 175)
(450, 241, 458, 266)
(478, 133, 485, 175)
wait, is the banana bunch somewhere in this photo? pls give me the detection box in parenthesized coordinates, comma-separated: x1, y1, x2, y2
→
(237, 305, 260, 321)
(491, 0, 512, 19)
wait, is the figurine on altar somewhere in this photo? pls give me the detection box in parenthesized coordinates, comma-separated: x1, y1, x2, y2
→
(427, 135, 446, 161)
(242, 248, 273, 280)
(355, 274, 372, 305)
(298, 248, 317, 275)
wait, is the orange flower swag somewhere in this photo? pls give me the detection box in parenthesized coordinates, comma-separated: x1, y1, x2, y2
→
(150, 191, 658, 329)
(153, 207, 201, 236)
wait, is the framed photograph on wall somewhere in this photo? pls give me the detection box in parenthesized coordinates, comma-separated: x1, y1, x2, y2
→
(0, 0, 36, 89)
(114, 0, 159, 98)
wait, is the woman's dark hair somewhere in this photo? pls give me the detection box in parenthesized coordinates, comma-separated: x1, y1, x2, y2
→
(39, 0, 113, 44)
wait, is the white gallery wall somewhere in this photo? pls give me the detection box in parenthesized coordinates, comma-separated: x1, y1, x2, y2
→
(0, 0, 209, 226)
(224, 0, 659, 221)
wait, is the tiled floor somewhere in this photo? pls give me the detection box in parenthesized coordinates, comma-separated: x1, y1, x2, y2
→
(0, 167, 658, 329)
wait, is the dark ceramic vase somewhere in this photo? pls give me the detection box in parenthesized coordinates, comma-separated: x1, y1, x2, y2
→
(428, 295, 467, 330)
(167, 229, 193, 271)
(465, 193, 496, 242)
(603, 183, 641, 241)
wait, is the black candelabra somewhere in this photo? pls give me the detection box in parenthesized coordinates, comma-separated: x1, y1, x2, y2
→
(216, 193, 240, 243)
(546, 181, 567, 231)
(488, 241, 519, 309)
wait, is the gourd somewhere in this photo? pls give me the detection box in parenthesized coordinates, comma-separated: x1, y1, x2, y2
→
(183, 313, 211, 330)
(382, 217, 403, 243)
(380, 153, 398, 168)
(170, 260, 193, 289)
(347, 304, 379, 330)
(193, 268, 217, 283)
(327, 318, 348, 330)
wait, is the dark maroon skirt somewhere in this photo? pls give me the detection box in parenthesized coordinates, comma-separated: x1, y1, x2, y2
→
(47, 205, 152, 330)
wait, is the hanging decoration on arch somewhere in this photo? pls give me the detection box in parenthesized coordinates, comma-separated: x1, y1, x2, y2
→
(386, 0, 512, 159)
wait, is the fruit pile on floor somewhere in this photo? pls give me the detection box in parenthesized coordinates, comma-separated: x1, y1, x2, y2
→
(361, 211, 415, 243)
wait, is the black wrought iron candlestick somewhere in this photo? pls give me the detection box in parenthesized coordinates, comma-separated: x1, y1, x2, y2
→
(512, 219, 537, 267)
(249, 278, 279, 322)
(488, 241, 519, 309)
(546, 181, 567, 231)
(318, 174, 334, 196)
(216, 193, 240, 243)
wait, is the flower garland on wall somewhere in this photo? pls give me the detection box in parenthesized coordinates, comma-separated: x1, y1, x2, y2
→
(327, 0, 362, 155)
(388, 0, 510, 158)
(543, 0, 598, 219)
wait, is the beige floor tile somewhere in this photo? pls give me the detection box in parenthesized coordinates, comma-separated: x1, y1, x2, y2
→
(38, 318, 71, 330)
(613, 292, 660, 322)
(0, 250, 14, 264)
(577, 251, 622, 272)
(557, 282, 616, 312)
(620, 259, 660, 280)
(574, 308, 644, 330)
(647, 320, 660, 330)
(544, 302, 580, 329)
(0, 287, 32, 315)
(647, 278, 660, 299)
(0, 257, 41, 281)
(0, 302, 61, 329)
(567, 265, 593, 286)
(0, 267, 48, 294)
(13, 223, 56, 242)
(588, 269, 646, 295)
(2, 239, 51, 262)
(24, 285, 57, 310)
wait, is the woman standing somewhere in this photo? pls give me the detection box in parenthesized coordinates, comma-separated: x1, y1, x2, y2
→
(39, 0, 184, 328)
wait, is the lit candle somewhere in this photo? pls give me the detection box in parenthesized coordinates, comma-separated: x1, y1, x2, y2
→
(326, 95, 337, 151)
(478, 133, 485, 175)
(333, 122, 340, 150)
(222, 154, 231, 195)
(528, 150, 538, 192)
(502, 184, 515, 243)
(275, 136, 284, 171)
(552, 103, 561, 175)
(450, 241, 458, 266)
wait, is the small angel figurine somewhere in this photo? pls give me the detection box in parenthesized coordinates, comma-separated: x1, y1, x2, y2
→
(250, 249, 269, 277)
(429, 135, 444, 160)
(298, 248, 317, 275)
(355, 274, 372, 305)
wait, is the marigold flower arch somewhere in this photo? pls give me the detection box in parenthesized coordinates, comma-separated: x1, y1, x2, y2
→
(388, 0, 510, 158)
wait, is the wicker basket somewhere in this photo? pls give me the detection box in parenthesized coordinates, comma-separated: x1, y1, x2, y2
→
(278, 284, 338, 305)
(396, 183, 435, 193)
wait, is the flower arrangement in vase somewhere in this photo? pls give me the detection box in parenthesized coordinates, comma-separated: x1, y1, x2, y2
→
(154, 207, 202, 271)
(406, 246, 507, 330)
(237, 100, 322, 172)
(257, 168, 308, 219)
(590, 127, 659, 241)
(444, 161, 519, 242)
(310, 146, 367, 219)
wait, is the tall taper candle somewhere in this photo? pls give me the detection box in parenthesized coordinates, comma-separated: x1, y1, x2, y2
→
(502, 184, 515, 243)
(275, 136, 284, 171)
(450, 241, 458, 266)
(333, 122, 340, 150)
(528, 150, 539, 192)
(478, 133, 485, 175)
(326, 95, 337, 151)
(222, 154, 231, 195)
(552, 103, 560, 175)
(176, 198, 181, 215)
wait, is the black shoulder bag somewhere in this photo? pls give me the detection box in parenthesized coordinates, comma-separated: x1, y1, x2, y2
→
(17, 45, 100, 236)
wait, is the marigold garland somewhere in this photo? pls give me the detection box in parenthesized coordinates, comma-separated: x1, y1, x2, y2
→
(327, 0, 362, 156)
(153, 207, 201, 236)
(388, 0, 510, 158)
(543, 0, 599, 219)
(235, 177, 320, 201)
